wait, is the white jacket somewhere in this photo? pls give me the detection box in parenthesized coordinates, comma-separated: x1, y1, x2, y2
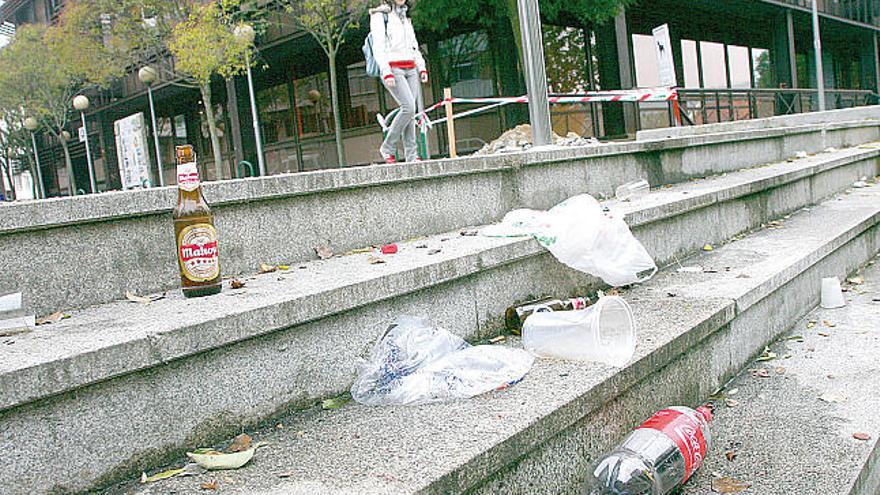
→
(369, 4, 426, 79)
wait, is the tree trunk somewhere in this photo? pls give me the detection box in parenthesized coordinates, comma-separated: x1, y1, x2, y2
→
(59, 138, 76, 196)
(200, 83, 225, 181)
(327, 50, 347, 168)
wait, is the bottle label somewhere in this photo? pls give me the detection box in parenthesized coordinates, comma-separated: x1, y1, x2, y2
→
(637, 408, 707, 481)
(178, 223, 220, 282)
(177, 162, 200, 192)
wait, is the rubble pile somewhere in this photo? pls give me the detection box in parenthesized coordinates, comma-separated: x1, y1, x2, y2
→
(475, 124, 600, 155)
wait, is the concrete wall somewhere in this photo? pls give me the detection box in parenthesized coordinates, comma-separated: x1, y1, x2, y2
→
(0, 118, 877, 316)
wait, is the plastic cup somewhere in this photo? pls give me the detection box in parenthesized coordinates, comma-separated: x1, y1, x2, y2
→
(820, 277, 846, 309)
(522, 296, 635, 367)
(615, 179, 650, 201)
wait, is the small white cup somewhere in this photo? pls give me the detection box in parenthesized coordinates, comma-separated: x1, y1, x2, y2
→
(820, 277, 846, 309)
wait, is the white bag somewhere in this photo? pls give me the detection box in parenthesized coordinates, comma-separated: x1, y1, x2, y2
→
(482, 194, 657, 287)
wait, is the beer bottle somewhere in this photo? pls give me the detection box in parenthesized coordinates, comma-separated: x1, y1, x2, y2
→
(505, 296, 592, 335)
(173, 145, 221, 297)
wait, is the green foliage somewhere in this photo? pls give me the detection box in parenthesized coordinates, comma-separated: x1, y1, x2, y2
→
(169, 2, 251, 86)
(284, 0, 368, 56)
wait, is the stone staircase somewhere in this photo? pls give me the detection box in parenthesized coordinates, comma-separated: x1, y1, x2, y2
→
(1, 108, 879, 494)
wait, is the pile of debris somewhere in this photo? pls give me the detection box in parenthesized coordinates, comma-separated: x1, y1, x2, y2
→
(475, 124, 600, 155)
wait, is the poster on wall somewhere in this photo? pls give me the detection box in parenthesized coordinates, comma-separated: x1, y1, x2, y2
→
(114, 112, 153, 190)
(652, 24, 677, 87)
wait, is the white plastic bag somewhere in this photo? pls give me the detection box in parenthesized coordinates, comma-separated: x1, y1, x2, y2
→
(482, 194, 657, 286)
(351, 316, 534, 406)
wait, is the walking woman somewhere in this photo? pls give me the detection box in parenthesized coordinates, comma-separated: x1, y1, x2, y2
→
(369, 0, 428, 164)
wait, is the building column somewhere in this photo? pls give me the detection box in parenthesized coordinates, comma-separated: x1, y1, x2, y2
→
(226, 76, 256, 175)
(595, 9, 637, 137)
(226, 78, 246, 170)
(771, 10, 798, 88)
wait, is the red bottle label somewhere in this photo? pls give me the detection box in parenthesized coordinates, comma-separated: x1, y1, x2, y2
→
(178, 224, 220, 282)
(637, 408, 707, 481)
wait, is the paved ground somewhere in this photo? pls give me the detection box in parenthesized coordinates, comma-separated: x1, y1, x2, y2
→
(682, 254, 880, 495)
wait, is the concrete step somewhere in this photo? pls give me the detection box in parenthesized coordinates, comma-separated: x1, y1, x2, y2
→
(101, 176, 880, 495)
(2, 147, 878, 494)
(2, 114, 877, 316)
(681, 257, 880, 495)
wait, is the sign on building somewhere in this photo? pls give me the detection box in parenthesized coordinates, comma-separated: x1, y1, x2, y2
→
(114, 113, 153, 190)
(652, 24, 677, 87)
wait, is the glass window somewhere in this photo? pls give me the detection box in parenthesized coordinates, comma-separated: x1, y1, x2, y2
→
(344, 61, 380, 129)
(700, 42, 728, 89)
(752, 48, 773, 88)
(257, 83, 295, 144)
(436, 31, 493, 97)
(544, 25, 590, 94)
(293, 72, 333, 137)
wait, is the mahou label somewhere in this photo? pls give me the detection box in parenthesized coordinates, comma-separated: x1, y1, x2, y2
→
(177, 162, 200, 192)
(178, 224, 220, 282)
(637, 408, 708, 481)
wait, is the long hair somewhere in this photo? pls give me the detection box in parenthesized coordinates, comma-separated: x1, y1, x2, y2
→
(384, 0, 412, 9)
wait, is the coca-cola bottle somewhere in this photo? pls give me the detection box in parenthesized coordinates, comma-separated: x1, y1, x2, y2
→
(585, 405, 713, 495)
(173, 145, 221, 298)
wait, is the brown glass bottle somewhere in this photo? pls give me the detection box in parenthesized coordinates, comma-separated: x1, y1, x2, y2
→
(173, 145, 222, 297)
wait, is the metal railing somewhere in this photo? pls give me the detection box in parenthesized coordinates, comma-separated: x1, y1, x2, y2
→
(774, 0, 880, 26)
(669, 88, 878, 127)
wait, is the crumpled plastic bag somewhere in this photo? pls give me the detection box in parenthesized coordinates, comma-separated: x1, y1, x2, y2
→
(481, 194, 657, 287)
(351, 316, 534, 406)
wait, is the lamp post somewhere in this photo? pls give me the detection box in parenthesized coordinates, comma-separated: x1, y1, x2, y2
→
(517, 0, 552, 147)
(138, 66, 164, 186)
(73, 95, 97, 193)
(24, 117, 45, 199)
(233, 24, 266, 177)
(811, 0, 826, 111)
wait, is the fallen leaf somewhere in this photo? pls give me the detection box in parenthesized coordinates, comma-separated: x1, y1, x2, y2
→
(703, 244, 714, 251)
(819, 392, 847, 403)
(315, 245, 333, 260)
(847, 276, 865, 285)
(489, 335, 506, 344)
(853, 432, 872, 441)
(260, 263, 277, 273)
(725, 450, 738, 461)
(201, 480, 219, 490)
(806, 321, 816, 329)
(775, 367, 786, 375)
(223, 477, 235, 484)
(428, 249, 442, 255)
(823, 320, 836, 328)
(322, 393, 352, 410)
(818, 332, 830, 337)
(727, 388, 739, 396)
(125, 291, 165, 304)
(278, 265, 290, 271)
(712, 476, 750, 493)
(756, 346, 777, 362)
(368, 256, 386, 265)
(347, 247, 373, 255)
(35, 311, 70, 326)
(230, 279, 246, 290)
(227, 433, 252, 453)
(725, 399, 740, 407)
(751, 368, 770, 378)
(785, 335, 804, 341)
(140, 468, 184, 483)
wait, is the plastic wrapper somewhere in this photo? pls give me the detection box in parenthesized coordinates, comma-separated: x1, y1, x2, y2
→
(351, 316, 534, 406)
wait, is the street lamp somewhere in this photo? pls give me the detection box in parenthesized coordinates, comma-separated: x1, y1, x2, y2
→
(73, 94, 97, 193)
(234, 24, 266, 177)
(138, 65, 164, 186)
(811, 0, 826, 111)
(516, 0, 552, 147)
(23, 117, 45, 199)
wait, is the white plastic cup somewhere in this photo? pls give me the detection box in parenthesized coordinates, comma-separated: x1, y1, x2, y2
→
(820, 277, 846, 309)
(522, 296, 635, 367)
(615, 179, 650, 202)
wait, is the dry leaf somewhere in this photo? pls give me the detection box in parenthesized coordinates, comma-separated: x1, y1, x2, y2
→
(818, 332, 830, 337)
(321, 393, 352, 410)
(756, 346, 777, 362)
(489, 335, 506, 344)
(725, 450, 738, 461)
(227, 433, 252, 453)
(347, 247, 373, 255)
(725, 399, 740, 408)
(703, 244, 714, 251)
(751, 368, 770, 378)
(230, 279, 246, 290)
(35, 311, 70, 326)
(140, 468, 184, 483)
(775, 367, 786, 375)
(315, 245, 333, 260)
(823, 320, 836, 328)
(223, 476, 235, 484)
(713, 476, 750, 493)
(853, 432, 872, 441)
(368, 256, 386, 265)
(200, 480, 219, 490)
(260, 263, 277, 274)
(125, 291, 165, 304)
(847, 276, 865, 285)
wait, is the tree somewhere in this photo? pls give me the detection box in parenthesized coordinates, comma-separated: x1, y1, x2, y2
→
(283, 0, 368, 167)
(169, 1, 252, 179)
(0, 21, 120, 195)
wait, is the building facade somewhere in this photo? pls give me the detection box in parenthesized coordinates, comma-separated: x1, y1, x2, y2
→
(1, 0, 878, 197)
